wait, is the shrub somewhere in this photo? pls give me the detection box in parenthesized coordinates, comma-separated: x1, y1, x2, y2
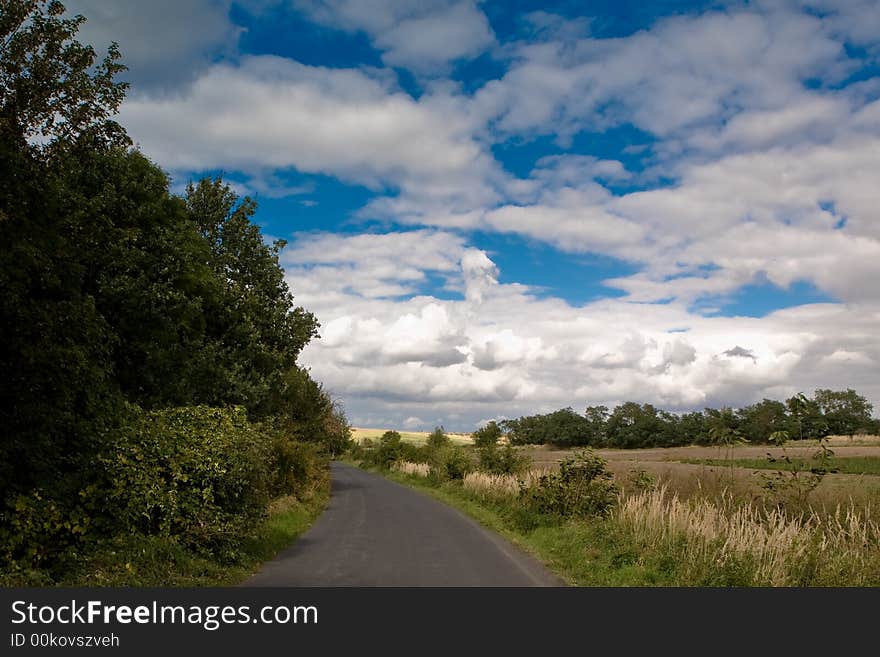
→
(426, 426, 450, 450)
(400, 441, 430, 464)
(0, 489, 94, 570)
(625, 469, 657, 495)
(347, 439, 371, 462)
(478, 443, 531, 475)
(320, 400, 353, 457)
(99, 406, 271, 551)
(365, 431, 404, 469)
(428, 445, 473, 482)
(520, 449, 617, 519)
(267, 432, 326, 500)
(472, 421, 503, 448)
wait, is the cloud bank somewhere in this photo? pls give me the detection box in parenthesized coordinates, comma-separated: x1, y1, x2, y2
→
(96, 0, 880, 428)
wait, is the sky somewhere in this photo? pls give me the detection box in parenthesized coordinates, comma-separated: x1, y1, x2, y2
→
(66, 0, 880, 430)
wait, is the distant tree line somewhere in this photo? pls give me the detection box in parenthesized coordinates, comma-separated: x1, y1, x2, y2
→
(0, 1, 347, 579)
(501, 389, 879, 449)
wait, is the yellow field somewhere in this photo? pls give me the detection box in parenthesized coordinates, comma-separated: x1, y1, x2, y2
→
(351, 427, 473, 446)
(521, 435, 880, 509)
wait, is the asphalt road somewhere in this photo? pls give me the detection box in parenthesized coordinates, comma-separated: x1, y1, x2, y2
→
(246, 462, 563, 586)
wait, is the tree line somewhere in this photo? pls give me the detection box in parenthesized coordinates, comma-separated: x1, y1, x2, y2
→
(0, 0, 347, 580)
(499, 389, 879, 449)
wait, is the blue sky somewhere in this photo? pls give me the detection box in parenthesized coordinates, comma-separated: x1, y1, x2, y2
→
(69, 0, 880, 429)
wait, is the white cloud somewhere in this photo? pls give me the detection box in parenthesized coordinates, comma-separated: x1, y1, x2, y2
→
(475, 6, 848, 140)
(120, 55, 499, 205)
(294, 0, 495, 72)
(287, 231, 880, 429)
(87, 0, 880, 429)
(282, 229, 467, 300)
(803, 0, 880, 53)
(460, 248, 498, 303)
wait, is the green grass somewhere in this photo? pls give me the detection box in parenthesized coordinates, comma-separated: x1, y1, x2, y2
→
(0, 484, 330, 587)
(680, 456, 880, 476)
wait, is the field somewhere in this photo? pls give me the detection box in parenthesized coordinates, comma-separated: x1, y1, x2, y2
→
(351, 427, 474, 446)
(362, 433, 880, 586)
(521, 435, 880, 509)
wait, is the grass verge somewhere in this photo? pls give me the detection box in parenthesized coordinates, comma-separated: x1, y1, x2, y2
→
(1, 479, 330, 587)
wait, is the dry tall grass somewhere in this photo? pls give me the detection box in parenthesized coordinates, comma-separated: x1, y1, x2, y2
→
(616, 486, 880, 585)
(393, 461, 430, 477)
(462, 469, 552, 499)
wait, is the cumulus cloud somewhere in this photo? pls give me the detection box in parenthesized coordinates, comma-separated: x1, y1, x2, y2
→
(90, 0, 880, 429)
(460, 248, 498, 303)
(474, 6, 848, 140)
(294, 0, 495, 72)
(287, 231, 880, 429)
(281, 230, 470, 302)
(121, 55, 499, 203)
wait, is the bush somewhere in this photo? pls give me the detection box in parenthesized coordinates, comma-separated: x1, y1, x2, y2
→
(426, 426, 450, 450)
(366, 431, 404, 469)
(320, 400, 353, 457)
(0, 404, 331, 573)
(357, 431, 432, 469)
(478, 443, 531, 475)
(267, 432, 326, 500)
(99, 406, 271, 551)
(271, 367, 352, 456)
(0, 489, 94, 571)
(347, 440, 369, 462)
(472, 421, 503, 448)
(520, 449, 617, 519)
(428, 445, 473, 483)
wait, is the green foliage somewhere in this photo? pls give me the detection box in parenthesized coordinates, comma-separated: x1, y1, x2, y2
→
(0, 1, 330, 582)
(0, 0, 129, 151)
(785, 393, 828, 441)
(504, 407, 591, 447)
(813, 388, 874, 437)
(478, 443, 531, 476)
(428, 445, 473, 483)
(1, 405, 328, 576)
(705, 407, 746, 447)
(362, 431, 404, 469)
(737, 399, 788, 443)
(321, 400, 354, 457)
(266, 432, 327, 500)
(625, 469, 657, 494)
(605, 402, 682, 448)
(183, 179, 318, 418)
(99, 407, 271, 549)
(677, 411, 709, 444)
(472, 420, 503, 448)
(520, 449, 618, 519)
(500, 387, 878, 451)
(426, 426, 450, 450)
(355, 432, 430, 469)
(583, 405, 610, 445)
(270, 366, 352, 455)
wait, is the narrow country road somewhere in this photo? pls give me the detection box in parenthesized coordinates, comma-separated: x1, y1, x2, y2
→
(246, 462, 563, 586)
